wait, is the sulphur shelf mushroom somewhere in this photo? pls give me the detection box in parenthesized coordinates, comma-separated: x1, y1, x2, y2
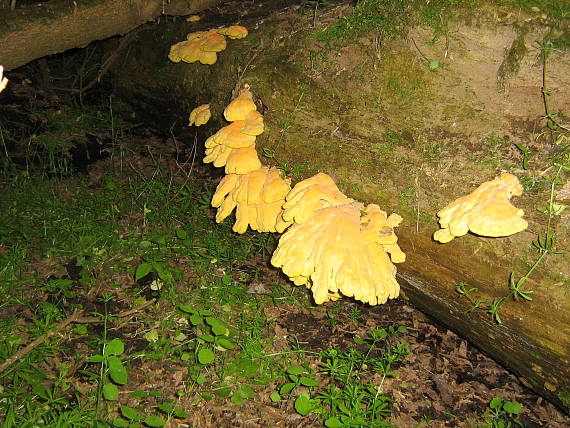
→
(203, 85, 262, 174)
(188, 104, 211, 126)
(168, 29, 227, 65)
(223, 84, 257, 121)
(281, 173, 354, 224)
(0, 65, 7, 93)
(217, 25, 248, 39)
(271, 202, 404, 305)
(211, 167, 291, 233)
(433, 172, 528, 243)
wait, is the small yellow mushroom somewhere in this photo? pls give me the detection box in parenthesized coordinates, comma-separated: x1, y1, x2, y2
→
(217, 25, 248, 39)
(433, 172, 528, 243)
(188, 104, 211, 126)
(186, 15, 201, 22)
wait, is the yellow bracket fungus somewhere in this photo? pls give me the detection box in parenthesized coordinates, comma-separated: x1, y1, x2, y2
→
(223, 84, 257, 121)
(271, 203, 403, 306)
(188, 104, 211, 126)
(281, 173, 355, 224)
(168, 29, 227, 65)
(433, 172, 528, 243)
(0, 65, 7, 93)
(168, 26, 248, 65)
(211, 167, 291, 233)
(217, 25, 249, 39)
(186, 15, 201, 22)
(203, 85, 263, 175)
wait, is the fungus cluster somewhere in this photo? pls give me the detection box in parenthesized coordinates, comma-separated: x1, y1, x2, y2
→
(433, 173, 528, 243)
(271, 173, 405, 305)
(203, 85, 263, 174)
(203, 85, 291, 234)
(183, 64, 529, 307)
(169, 26, 248, 65)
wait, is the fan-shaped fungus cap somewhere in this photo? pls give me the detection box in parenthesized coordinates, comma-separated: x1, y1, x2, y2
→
(206, 122, 257, 149)
(188, 104, 211, 127)
(186, 15, 201, 22)
(169, 29, 227, 65)
(218, 25, 248, 39)
(0, 65, 7, 93)
(225, 145, 262, 174)
(433, 172, 528, 243)
(360, 204, 406, 263)
(224, 84, 257, 122)
(271, 203, 401, 305)
(281, 173, 354, 224)
(211, 167, 291, 233)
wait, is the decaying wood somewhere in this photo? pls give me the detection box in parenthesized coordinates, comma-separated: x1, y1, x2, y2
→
(0, 0, 224, 70)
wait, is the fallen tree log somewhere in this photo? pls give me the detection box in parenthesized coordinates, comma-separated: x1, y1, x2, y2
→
(109, 1, 570, 412)
(0, 0, 224, 71)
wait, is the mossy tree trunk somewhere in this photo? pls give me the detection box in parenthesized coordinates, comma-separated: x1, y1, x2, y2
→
(0, 0, 224, 71)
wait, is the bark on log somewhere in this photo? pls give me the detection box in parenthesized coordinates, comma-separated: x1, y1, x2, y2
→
(109, 4, 569, 413)
(0, 0, 224, 71)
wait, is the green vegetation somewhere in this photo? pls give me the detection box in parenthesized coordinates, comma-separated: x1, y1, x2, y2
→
(275, 326, 409, 427)
(312, 0, 478, 47)
(477, 397, 524, 428)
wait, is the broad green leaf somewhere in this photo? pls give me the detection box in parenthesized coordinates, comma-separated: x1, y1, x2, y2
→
(135, 263, 153, 281)
(112, 418, 129, 427)
(157, 403, 173, 413)
(199, 334, 215, 343)
(280, 382, 296, 395)
(173, 408, 189, 418)
(211, 323, 229, 336)
(189, 314, 202, 325)
(195, 374, 207, 385)
(88, 354, 105, 363)
(287, 365, 305, 375)
(143, 416, 165, 427)
(105, 338, 125, 356)
(294, 393, 312, 416)
(197, 348, 215, 364)
(231, 391, 246, 405)
(103, 383, 119, 401)
(178, 304, 196, 314)
(108, 356, 128, 384)
(503, 401, 522, 415)
(215, 337, 235, 350)
(130, 390, 148, 399)
(300, 377, 318, 387)
(120, 406, 139, 421)
(325, 417, 343, 428)
(489, 397, 503, 409)
(270, 391, 281, 402)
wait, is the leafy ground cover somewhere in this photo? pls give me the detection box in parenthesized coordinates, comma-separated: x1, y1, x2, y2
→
(0, 94, 568, 427)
